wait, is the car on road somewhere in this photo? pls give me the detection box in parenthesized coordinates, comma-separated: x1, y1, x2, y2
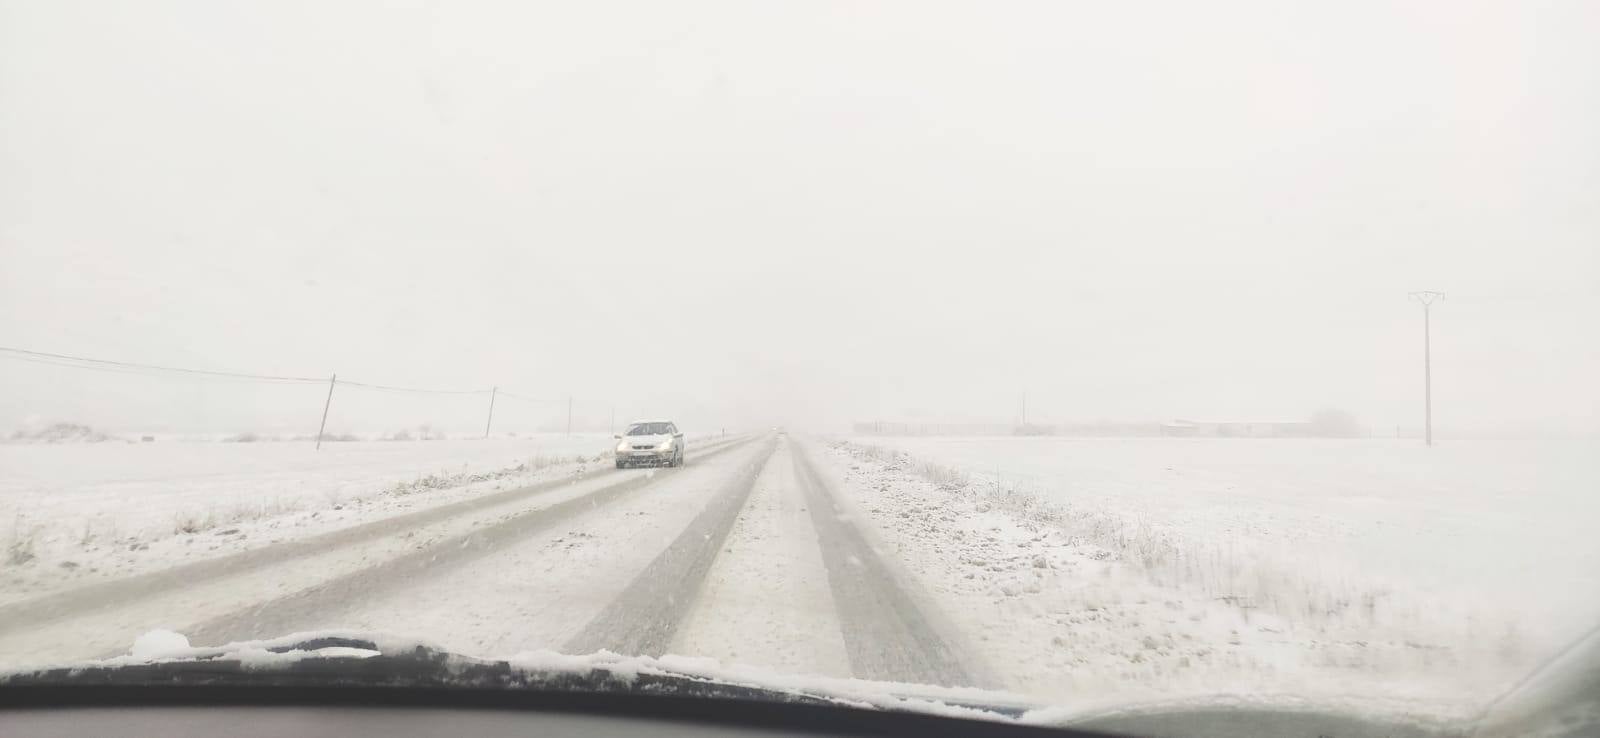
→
(614, 420, 684, 468)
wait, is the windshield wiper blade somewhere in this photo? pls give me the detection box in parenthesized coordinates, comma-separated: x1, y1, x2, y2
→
(0, 640, 850, 708)
(1, 633, 1041, 721)
(1, 641, 1079, 738)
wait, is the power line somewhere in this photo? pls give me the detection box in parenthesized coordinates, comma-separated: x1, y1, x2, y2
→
(2, 344, 579, 444)
(496, 390, 554, 403)
(337, 379, 489, 396)
(0, 345, 323, 384)
(1, 351, 305, 383)
(3, 343, 568, 402)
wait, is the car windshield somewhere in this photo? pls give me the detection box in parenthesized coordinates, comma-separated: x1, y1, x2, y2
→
(2, 1, 1598, 735)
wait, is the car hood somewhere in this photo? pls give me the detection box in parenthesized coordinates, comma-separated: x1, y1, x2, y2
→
(620, 434, 672, 446)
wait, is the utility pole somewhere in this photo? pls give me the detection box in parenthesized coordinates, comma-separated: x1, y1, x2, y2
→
(315, 373, 337, 451)
(1408, 291, 1444, 446)
(609, 406, 614, 436)
(566, 395, 572, 438)
(484, 386, 497, 439)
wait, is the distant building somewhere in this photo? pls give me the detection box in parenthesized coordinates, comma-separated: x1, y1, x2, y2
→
(851, 420, 1320, 438)
(1162, 419, 1313, 438)
(852, 421, 1013, 436)
(1159, 421, 1199, 437)
(852, 421, 1165, 437)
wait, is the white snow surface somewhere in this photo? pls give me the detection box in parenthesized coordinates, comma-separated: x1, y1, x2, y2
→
(672, 441, 852, 676)
(128, 629, 191, 659)
(0, 435, 615, 603)
(326, 441, 774, 654)
(843, 436, 1600, 632)
(821, 436, 1600, 710)
(0, 432, 1586, 725)
(1, 434, 614, 535)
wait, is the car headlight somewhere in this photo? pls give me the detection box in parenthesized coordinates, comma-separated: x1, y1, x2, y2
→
(615, 441, 629, 453)
(657, 439, 674, 451)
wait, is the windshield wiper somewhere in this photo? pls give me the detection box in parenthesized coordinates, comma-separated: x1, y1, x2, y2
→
(0, 635, 1031, 719)
(1, 637, 791, 701)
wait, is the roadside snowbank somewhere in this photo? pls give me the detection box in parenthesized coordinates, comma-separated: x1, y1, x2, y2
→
(844, 435, 1600, 647)
(811, 438, 1534, 714)
(0, 435, 612, 602)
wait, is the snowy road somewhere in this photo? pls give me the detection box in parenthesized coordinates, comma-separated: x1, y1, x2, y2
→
(4, 431, 1540, 711)
(789, 442, 991, 688)
(0, 445, 708, 637)
(0, 433, 993, 691)
(562, 437, 778, 656)
(0, 435, 749, 663)
(321, 435, 986, 686)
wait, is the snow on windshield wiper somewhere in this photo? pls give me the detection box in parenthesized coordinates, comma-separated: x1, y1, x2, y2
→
(0, 630, 1040, 721)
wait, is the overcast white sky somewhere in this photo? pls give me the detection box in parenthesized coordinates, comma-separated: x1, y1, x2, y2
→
(2, 0, 1597, 435)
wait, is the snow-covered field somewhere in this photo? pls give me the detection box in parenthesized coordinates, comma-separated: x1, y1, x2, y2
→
(0, 435, 616, 600)
(826, 435, 1600, 706)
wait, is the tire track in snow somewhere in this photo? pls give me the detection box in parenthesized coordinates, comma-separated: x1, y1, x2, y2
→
(562, 438, 779, 657)
(789, 439, 993, 688)
(178, 436, 761, 649)
(0, 435, 748, 640)
(326, 441, 758, 655)
(671, 437, 852, 677)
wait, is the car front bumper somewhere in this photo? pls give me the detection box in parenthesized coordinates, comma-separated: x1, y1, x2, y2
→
(619, 447, 675, 464)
